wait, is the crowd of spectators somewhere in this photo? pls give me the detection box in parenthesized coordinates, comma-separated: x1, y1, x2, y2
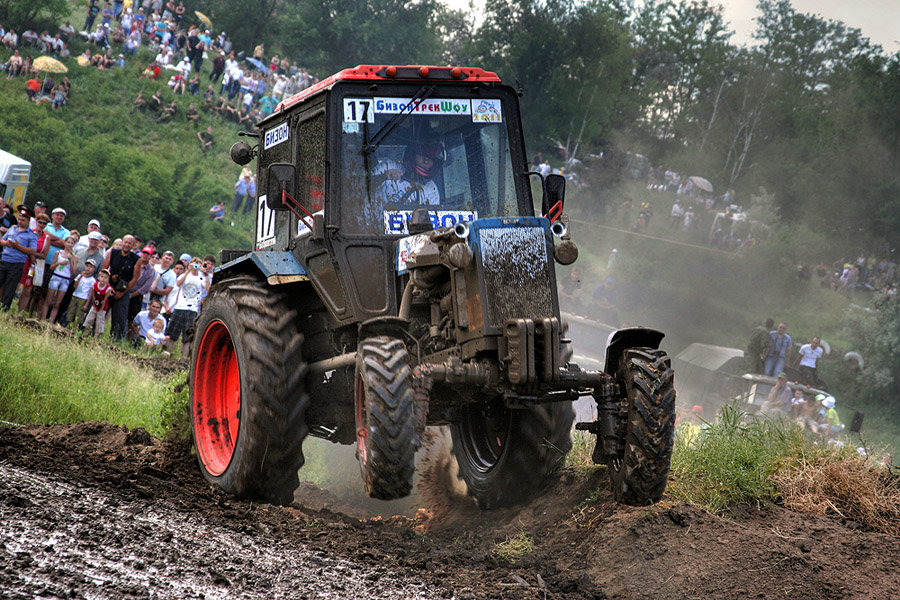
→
(817, 254, 899, 298)
(2, 0, 321, 131)
(0, 198, 215, 356)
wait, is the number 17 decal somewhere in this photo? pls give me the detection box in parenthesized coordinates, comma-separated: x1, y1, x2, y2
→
(256, 194, 276, 249)
(343, 98, 374, 123)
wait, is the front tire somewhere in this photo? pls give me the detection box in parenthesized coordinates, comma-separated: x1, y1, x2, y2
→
(190, 276, 308, 506)
(451, 400, 574, 509)
(355, 337, 416, 500)
(606, 348, 675, 505)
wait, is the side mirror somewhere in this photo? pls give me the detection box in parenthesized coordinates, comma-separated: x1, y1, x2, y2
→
(542, 174, 566, 222)
(266, 163, 296, 211)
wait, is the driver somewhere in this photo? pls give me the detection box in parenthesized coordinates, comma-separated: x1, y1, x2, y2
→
(376, 142, 442, 205)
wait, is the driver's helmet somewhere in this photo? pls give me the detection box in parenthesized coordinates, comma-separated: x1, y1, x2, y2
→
(406, 142, 443, 178)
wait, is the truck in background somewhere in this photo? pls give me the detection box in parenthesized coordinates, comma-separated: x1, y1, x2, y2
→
(0, 149, 31, 209)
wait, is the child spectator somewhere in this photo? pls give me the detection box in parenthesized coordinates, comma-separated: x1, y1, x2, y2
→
(130, 298, 165, 343)
(42, 234, 78, 322)
(67, 259, 97, 328)
(145, 317, 170, 354)
(83, 269, 112, 337)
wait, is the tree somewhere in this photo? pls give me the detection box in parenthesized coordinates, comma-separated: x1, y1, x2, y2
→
(0, 0, 68, 29)
(844, 296, 900, 405)
(630, 0, 733, 145)
(468, 0, 638, 158)
(277, 0, 445, 75)
(203, 0, 284, 56)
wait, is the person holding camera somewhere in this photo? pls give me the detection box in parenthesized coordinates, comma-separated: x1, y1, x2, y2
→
(102, 234, 139, 340)
(165, 257, 210, 356)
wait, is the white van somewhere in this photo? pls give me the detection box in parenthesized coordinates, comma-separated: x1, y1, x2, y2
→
(0, 149, 31, 208)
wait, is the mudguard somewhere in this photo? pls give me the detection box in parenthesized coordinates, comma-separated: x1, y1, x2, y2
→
(604, 327, 666, 376)
(214, 251, 308, 286)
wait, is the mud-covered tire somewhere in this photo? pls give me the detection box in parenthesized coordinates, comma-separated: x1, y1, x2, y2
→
(190, 276, 308, 506)
(355, 337, 416, 500)
(607, 348, 675, 505)
(451, 401, 574, 509)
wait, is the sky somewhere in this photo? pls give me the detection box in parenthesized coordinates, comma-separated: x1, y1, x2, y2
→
(723, 0, 899, 53)
(444, 0, 900, 55)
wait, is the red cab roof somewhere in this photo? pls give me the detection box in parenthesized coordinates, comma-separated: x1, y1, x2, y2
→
(271, 65, 501, 118)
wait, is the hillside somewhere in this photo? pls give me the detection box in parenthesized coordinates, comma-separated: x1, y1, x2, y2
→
(0, 41, 252, 258)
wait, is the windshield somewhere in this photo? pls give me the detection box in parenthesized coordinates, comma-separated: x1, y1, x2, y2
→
(339, 96, 521, 235)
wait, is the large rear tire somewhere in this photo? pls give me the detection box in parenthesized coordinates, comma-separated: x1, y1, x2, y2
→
(451, 400, 574, 509)
(355, 337, 416, 500)
(606, 348, 675, 505)
(190, 276, 308, 506)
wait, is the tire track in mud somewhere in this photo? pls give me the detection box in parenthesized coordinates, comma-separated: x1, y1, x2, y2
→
(0, 462, 441, 600)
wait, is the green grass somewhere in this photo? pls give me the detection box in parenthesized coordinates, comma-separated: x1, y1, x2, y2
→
(667, 403, 812, 512)
(0, 314, 184, 438)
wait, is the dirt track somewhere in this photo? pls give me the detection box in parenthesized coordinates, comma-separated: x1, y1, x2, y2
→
(2, 422, 899, 599)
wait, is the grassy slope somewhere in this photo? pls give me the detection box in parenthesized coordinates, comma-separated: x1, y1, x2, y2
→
(0, 316, 183, 438)
(0, 36, 254, 257)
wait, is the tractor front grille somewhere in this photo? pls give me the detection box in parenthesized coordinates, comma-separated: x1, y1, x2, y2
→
(479, 226, 554, 328)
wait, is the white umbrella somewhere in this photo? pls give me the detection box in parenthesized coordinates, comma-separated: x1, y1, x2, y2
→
(689, 176, 714, 193)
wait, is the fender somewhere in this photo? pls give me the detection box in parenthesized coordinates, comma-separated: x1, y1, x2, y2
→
(604, 327, 666, 376)
(214, 250, 308, 286)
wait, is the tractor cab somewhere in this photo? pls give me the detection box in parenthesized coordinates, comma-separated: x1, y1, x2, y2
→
(232, 65, 536, 326)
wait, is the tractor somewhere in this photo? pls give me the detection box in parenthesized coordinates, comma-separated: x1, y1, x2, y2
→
(190, 65, 676, 508)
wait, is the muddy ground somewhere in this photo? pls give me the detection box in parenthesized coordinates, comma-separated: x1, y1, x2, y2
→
(2, 424, 899, 599)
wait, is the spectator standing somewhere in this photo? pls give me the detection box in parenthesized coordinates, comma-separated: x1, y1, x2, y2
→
(102, 234, 138, 340)
(127, 245, 157, 326)
(162, 259, 185, 319)
(17, 212, 50, 314)
(242, 176, 257, 215)
(42, 234, 79, 322)
(209, 51, 225, 82)
(0, 206, 38, 310)
(669, 201, 684, 230)
(793, 336, 824, 387)
(149, 250, 176, 303)
(44, 207, 70, 269)
(232, 172, 249, 212)
(84, 1, 101, 32)
(73, 220, 101, 253)
(66, 259, 97, 329)
(764, 322, 792, 377)
(744, 317, 774, 374)
(82, 269, 112, 337)
(166, 256, 209, 355)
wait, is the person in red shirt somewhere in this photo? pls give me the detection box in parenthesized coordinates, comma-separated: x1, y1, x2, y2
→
(82, 269, 112, 337)
(25, 77, 41, 101)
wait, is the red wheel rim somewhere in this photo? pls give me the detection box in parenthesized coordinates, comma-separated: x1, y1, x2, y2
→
(355, 375, 368, 466)
(193, 320, 241, 476)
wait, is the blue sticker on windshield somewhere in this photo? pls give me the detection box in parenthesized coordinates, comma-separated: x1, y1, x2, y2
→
(383, 210, 477, 235)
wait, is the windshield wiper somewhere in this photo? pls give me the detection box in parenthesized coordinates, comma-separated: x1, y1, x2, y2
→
(362, 85, 435, 155)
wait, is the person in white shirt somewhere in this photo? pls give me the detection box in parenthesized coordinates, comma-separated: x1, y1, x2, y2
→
(377, 143, 443, 206)
(793, 336, 824, 387)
